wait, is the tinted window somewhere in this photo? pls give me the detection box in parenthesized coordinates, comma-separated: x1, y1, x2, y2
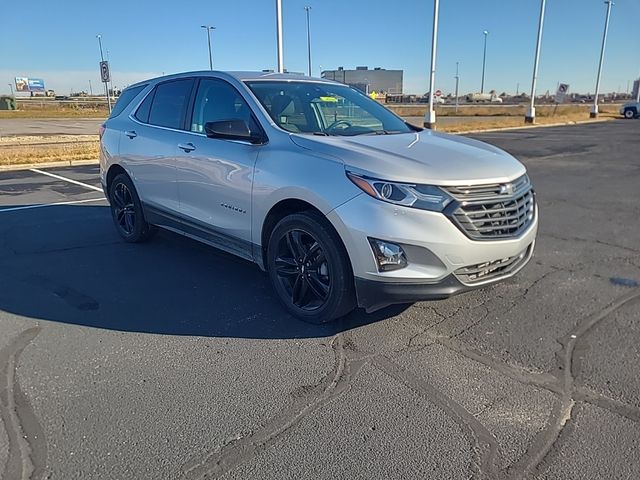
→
(148, 79, 194, 129)
(191, 78, 257, 133)
(134, 89, 154, 123)
(109, 85, 146, 118)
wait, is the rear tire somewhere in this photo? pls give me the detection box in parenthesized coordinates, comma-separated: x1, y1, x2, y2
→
(624, 109, 636, 119)
(266, 211, 356, 324)
(109, 173, 156, 243)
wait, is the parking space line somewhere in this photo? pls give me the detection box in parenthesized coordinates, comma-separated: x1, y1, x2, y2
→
(0, 197, 105, 213)
(30, 168, 103, 192)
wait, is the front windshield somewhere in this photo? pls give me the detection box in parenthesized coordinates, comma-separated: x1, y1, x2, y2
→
(245, 81, 414, 136)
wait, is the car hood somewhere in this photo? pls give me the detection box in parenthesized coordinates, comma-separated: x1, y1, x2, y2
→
(289, 130, 526, 185)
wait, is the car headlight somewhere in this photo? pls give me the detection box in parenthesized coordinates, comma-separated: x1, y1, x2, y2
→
(346, 172, 453, 212)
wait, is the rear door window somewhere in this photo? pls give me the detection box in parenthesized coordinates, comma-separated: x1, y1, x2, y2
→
(147, 79, 194, 130)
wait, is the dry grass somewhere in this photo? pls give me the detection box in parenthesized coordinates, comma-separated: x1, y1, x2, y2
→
(389, 103, 622, 118)
(437, 112, 617, 133)
(0, 109, 107, 119)
(1, 101, 109, 119)
(0, 135, 99, 166)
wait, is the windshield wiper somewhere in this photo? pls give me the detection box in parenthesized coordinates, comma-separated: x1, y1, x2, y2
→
(348, 129, 405, 136)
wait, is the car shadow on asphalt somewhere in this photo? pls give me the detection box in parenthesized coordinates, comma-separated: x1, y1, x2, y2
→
(0, 205, 408, 339)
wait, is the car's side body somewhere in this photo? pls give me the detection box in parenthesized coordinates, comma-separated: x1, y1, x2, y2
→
(101, 71, 538, 316)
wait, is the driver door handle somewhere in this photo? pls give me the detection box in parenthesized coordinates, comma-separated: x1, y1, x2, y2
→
(178, 142, 196, 153)
(125, 130, 137, 139)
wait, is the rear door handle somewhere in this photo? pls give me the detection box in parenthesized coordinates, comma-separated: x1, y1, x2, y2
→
(178, 142, 196, 153)
(125, 130, 137, 139)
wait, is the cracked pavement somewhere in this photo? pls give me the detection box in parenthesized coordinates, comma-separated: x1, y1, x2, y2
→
(0, 121, 638, 479)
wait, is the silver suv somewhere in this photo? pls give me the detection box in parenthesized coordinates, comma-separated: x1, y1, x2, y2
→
(100, 71, 537, 323)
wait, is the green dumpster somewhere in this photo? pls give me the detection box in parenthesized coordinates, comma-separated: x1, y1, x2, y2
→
(0, 95, 16, 110)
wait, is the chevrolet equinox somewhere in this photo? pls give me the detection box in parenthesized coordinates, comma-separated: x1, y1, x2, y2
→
(100, 71, 537, 323)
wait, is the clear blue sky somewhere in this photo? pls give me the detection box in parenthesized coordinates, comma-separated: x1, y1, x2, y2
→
(1, 0, 638, 95)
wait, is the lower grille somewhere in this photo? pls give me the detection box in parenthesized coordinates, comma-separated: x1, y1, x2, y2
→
(454, 243, 533, 284)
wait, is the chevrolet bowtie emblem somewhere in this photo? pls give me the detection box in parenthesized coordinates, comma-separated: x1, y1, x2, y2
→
(499, 183, 514, 195)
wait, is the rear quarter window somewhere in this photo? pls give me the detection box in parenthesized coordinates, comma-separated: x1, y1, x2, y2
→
(108, 85, 147, 118)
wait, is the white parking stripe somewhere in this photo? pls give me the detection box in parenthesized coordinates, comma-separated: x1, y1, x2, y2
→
(0, 197, 105, 213)
(30, 168, 103, 192)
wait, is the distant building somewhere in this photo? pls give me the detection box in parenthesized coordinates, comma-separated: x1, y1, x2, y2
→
(321, 66, 403, 94)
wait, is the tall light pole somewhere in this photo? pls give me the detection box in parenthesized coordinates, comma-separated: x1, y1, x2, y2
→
(106, 49, 115, 99)
(525, 0, 546, 124)
(636, 74, 640, 103)
(591, 0, 614, 118)
(276, 0, 284, 73)
(200, 25, 215, 70)
(481, 30, 489, 94)
(96, 34, 112, 112)
(304, 6, 312, 76)
(454, 62, 460, 113)
(89, 79, 93, 96)
(423, 0, 440, 129)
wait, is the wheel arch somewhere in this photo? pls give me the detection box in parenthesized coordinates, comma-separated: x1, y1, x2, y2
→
(258, 198, 349, 273)
(105, 163, 129, 194)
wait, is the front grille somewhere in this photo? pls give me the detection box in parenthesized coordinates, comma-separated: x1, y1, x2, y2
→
(443, 175, 535, 240)
(454, 243, 533, 284)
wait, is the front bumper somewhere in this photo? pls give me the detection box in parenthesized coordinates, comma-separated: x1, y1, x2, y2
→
(354, 241, 534, 311)
(355, 274, 472, 312)
(326, 192, 538, 311)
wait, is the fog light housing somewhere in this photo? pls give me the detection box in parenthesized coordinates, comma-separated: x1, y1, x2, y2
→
(368, 238, 408, 272)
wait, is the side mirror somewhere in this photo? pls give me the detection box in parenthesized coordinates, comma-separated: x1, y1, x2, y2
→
(204, 120, 264, 144)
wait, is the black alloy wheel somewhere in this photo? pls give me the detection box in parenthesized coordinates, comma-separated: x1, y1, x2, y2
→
(274, 229, 331, 311)
(112, 181, 136, 236)
(109, 173, 156, 243)
(267, 212, 356, 323)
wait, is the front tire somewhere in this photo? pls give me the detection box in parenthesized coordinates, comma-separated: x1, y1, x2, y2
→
(109, 173, 156, 243)
(624, 109, 636, 119)
(266, 212, 356, 324)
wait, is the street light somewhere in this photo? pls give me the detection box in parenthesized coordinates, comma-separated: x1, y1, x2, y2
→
(481, 30, 489, 94)
(200, 25, 216, 70)
(423, 0, 440, 129)
(454, 62, 460, 113)
(525, 0, 547, 124)
(106, 49, 115, 100)
(96, 34, 112, 112)
(276, 0, 284, 73)
(304, 6, 312, 76)
(591, 0, 614, 118)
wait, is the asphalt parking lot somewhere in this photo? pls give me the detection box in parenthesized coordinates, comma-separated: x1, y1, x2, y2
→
(0, 121, 638, 479)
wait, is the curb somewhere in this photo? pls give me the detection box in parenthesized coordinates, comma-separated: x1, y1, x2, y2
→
(0, 158, 98, 172)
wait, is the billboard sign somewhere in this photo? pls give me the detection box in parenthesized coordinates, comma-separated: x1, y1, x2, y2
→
(15, 77, 46, 92)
